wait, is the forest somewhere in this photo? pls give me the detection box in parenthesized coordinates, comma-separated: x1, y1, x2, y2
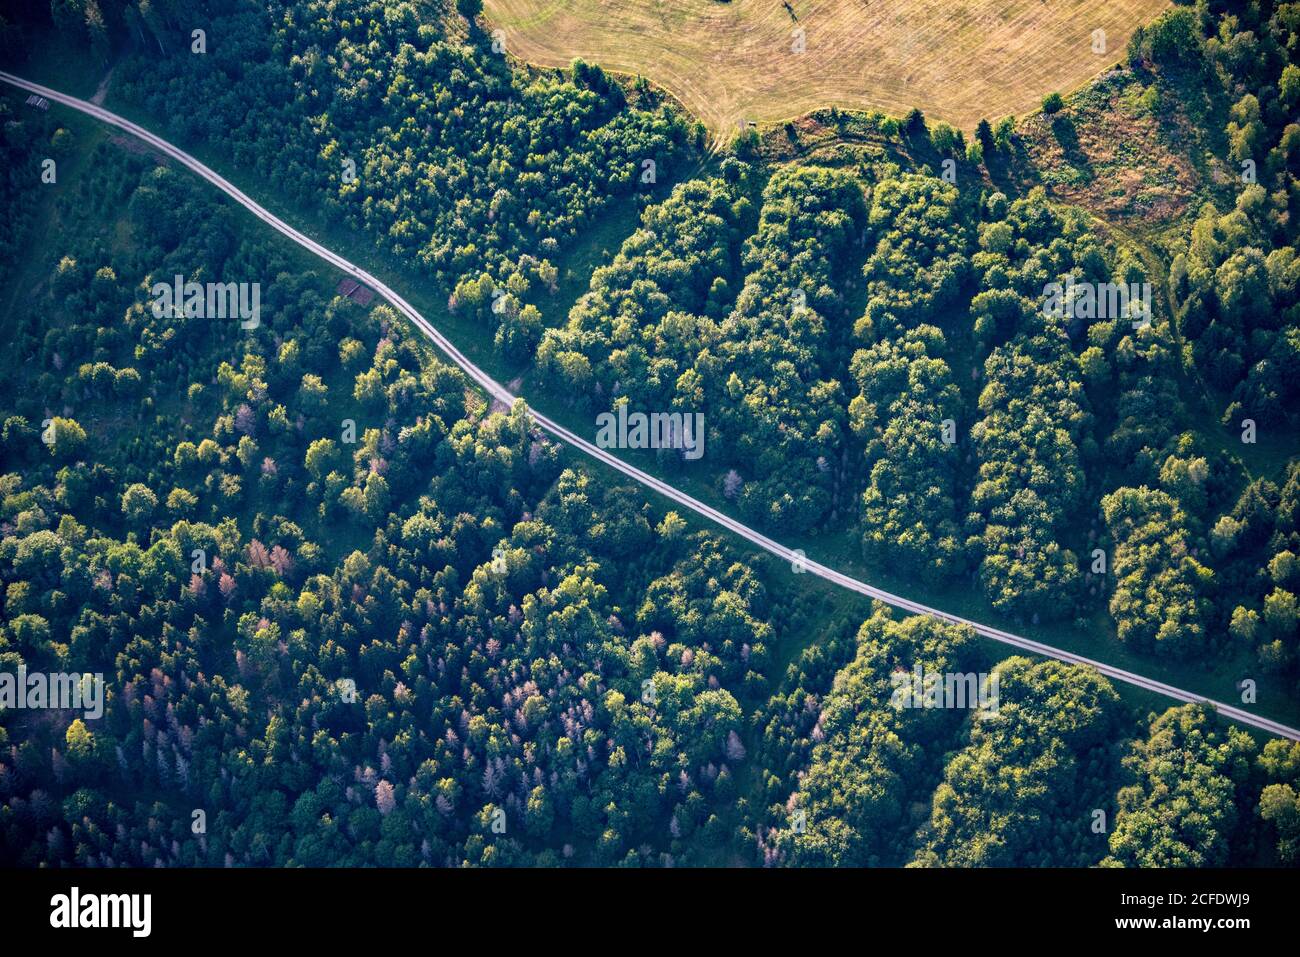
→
(0, 0, 1297, 867)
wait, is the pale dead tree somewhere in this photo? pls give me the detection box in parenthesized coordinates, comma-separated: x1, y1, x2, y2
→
(247, 540, 272, 569)
(269, 545, 294, 577)
(234, 404, 257, 435)
(482, 761, 501, 797)
(723, 469, 743, 499)
(726, 730, 747, 762)
(375, 780, 396, 815)
(175, 750, 189, 790)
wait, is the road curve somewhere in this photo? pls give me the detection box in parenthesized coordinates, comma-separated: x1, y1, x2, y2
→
(6, 70, 1296, 742)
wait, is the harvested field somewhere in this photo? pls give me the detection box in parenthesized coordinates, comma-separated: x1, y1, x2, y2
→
(484, 0, 1171, 136)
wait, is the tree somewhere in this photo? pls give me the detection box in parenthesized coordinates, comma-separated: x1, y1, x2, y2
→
(121, 483, 159, 525)
(304, 438, 338, 479)
(1132, 7, 1204, 67)
(65, 720, 94, 763)
(1103, 706, 1255, 868)
(47, 417, 86, 459)
(725, 729, 746, 762)
(915, 658, 1122, 867)
(1259, 784, 1300, 865)
(137, 0, 166, 53)
(375, 780, 396, 815)
(1103, 486, 1212, 658)
(84, 0, 109, 64)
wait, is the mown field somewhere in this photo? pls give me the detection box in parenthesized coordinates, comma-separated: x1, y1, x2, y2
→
(483, 0, 1171, 135)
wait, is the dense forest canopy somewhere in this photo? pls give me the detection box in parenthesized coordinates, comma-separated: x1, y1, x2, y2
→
(0, 0, 1297, 867)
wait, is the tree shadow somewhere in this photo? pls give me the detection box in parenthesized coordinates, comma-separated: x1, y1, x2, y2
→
(1050, 114, 1093, 181)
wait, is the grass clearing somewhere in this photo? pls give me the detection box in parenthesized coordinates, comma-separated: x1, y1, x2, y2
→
(484, 0, 1171, 136)
(1013, 69, 1201, 222)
